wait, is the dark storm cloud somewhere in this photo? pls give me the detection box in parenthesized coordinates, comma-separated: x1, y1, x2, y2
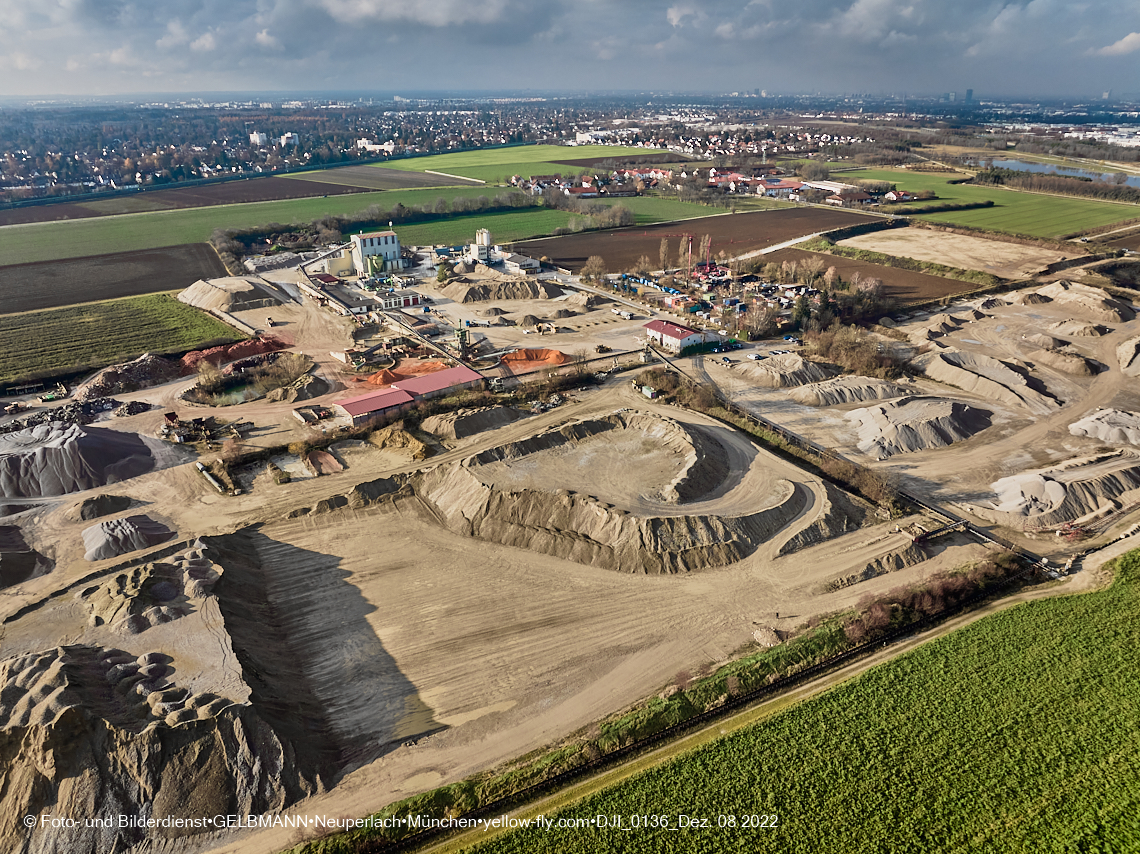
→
(0, 0, 1135, 96)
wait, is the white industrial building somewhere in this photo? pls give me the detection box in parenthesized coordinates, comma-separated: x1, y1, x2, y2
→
(350, 230, 405, 275)
(643, 319, 715, 353)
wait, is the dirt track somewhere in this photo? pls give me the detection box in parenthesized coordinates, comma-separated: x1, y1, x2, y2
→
(839, 227, 1068, 279)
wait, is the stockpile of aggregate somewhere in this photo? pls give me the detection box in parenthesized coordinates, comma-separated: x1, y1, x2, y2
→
(177, 277, 282, 313)
(745, 354, 838, 388)
(1069, 409, 1140, 445)
(1049, 319, 1111, 337)
(1036, 281, 1135, 323)
(422, 406, 528, 440)
(848, 397, 993, 459)
(0, 423, 155, 498)
(788, 377, 908, 406)
(81, 515, 174, 562)
(74, 354, 180, 401)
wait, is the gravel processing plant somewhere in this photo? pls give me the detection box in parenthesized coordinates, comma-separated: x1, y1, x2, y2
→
(2, 200, 1140, 854)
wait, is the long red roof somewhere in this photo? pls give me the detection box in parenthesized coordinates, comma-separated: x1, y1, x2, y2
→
(391, 365, 483, 396)
(336, 387, 414, 417)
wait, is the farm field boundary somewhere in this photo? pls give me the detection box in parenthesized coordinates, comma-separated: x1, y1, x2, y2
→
(379, 145, 672, 184)
(0, 243, 227, 315)
(0, 293, 240, 387)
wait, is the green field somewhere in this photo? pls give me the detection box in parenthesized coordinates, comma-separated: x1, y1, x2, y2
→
(380, 144, 672, 184)
(0, 186, 527, 267)
(471, 551, 1140, 853)
(846, 168, 1139, 237)
(0, 294, 239, 384)
(384, 209, 575, 247)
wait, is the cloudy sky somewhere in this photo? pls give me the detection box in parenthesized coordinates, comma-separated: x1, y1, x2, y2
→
(0, 0, 1136, 99)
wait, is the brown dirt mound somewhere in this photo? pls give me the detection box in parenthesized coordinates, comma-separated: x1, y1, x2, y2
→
(421, 406, 528, 440)
(364, 360, 450, 387)
(552, 308, 576, 319)
(501, 349, 567, 374)
(1007, 291, 1053, 306)
(177, 277, 282, 313)
(179, 336, 287, 375)
(305, 450, 344, 475)
(477, 307, 507, 317)
(369, 424, 429, 460)
(516, 314, 542, 328)
(1033, 348, 1098, 377)
(75, 354, 181, 401)
(1049, 319, 1111, 337)
(441, 279, 562, 303)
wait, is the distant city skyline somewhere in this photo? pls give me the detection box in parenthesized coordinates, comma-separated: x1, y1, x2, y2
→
(0, 0, 1136, 99)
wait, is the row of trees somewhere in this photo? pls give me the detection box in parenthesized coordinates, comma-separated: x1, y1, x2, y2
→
(970, 167, 1140, 203)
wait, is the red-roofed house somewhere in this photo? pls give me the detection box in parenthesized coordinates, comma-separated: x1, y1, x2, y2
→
(333, 388, 415, 426)
(391, 365, 484, 400)
(644, 319, 714, 353)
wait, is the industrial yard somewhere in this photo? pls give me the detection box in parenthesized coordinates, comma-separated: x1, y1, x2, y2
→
(3, 204, 1140, 854)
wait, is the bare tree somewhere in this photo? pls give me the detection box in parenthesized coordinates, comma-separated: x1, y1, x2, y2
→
(581, 255, 608, 283)
(698, 233, 713, 264)
(659, 237, 670, 273)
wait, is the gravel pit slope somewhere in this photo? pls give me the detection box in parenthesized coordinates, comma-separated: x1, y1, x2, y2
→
(297, 412, 815, 573)
(1118, 335, 1140, 377)
(0, 422, 156, 498)
(1035, 280, 1135, 323)
(848, 396, 993, 460)
(421, 405, 528, 440)
(1070, 409, 1140, 445)
(788, 376, 909, 406)
(1049, 319, 1111, 337)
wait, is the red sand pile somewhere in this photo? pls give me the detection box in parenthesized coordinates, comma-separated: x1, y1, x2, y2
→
(364, 360, 450, 387)
(179, 336, 287, 375)
(500, 348, 568, 375)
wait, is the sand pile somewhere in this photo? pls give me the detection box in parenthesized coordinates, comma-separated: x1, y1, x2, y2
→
(82, 515, 174, 562)
(745, 354, 838, 388)
(265, 373, 329, 402)
(477, 307, 507, 317)
(1069, 409, 1140, 445)
(1117, 335, 1140, 377)
(74, 354, 180, 401)
(0, 526, 50, 588)
(566, 291, 606, 309)
(1025, 333, 1066, 350)
(0, 423, 156, 498)
(1007, 291, 1053, 306)
(516, 314, 542, 328)
(422, 406, 527, 440)
(1036, 281, 1135, 323)
(913, 348, 1059, 414)
(927, 313, 964, 333)
(179, 336, 287, 375)
(976, 453, 1140, 529)
(1033, 347, 1099, 377)
(85, 561, 203, 633)
(369, 424, 429, 460)
(178, 277, 282, 313)
(1049, 319, 1110, 337)
(75, 493, 132, 521)
(848, 397, 992, 459)
(305, 450, 343, 475)
(789, 377, 907, 406)
(552, 308, 576, 319)
(441, 278, 562, 303)
(978, 298, 1007, 309)
(0, 641, 309, 853)
(501, 348, 568, 374)
(825, 542, 927, 592)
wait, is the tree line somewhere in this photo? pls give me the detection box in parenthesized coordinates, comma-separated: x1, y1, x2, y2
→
(970, 167, 1140, 204)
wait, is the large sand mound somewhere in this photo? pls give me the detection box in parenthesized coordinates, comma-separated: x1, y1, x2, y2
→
(1025, 333, 1066, 350)
(1036, 281, 1135, 323)
(75, 493, 132, 521)
(1007, 291, 1053, 306)
(1069, 409, 1140, 445)
(788, 377, 908, 406)
(745, 354, 838, 388)
(501, 348, 567, 374)
(566, 291, 607, 309)
(0, 423, 156, 498)
(516, 314, 542, 328)
(913, 348, 1059, 414)
(1117, 336, 1140, 377)
(441, 279, 562, 303)
(848, 397, 992, 459)
(422, 406, 528, 440)
(0, 525, 50, 588)
(82, 515, 175, 562)
(974, 452, 1140, 529)
(178, 277, 282, 312)
(1049, 319, 1111, 337)
(1032, 347, 1099, 377)
(84, 558, 215, 633)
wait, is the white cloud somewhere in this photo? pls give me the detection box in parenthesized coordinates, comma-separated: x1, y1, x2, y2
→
(156, 20, 189, 49)
(666, 4, 700, 28)
(256, 28, 281, 49)
(316, 0, 510, 27)
(1096, 31, 1140, 56)
(190, 31, 216, 51)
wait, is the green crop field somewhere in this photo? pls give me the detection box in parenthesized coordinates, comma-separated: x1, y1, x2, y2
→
(379, 144, 672, 184)
(0, 187, 556, 267)
(381, 209, 574, 247)
(0, 294, 239, 384)
(845, 168, 1138, 237)
(471, 551, 1140, 854)
(596, 195, 785, 225)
